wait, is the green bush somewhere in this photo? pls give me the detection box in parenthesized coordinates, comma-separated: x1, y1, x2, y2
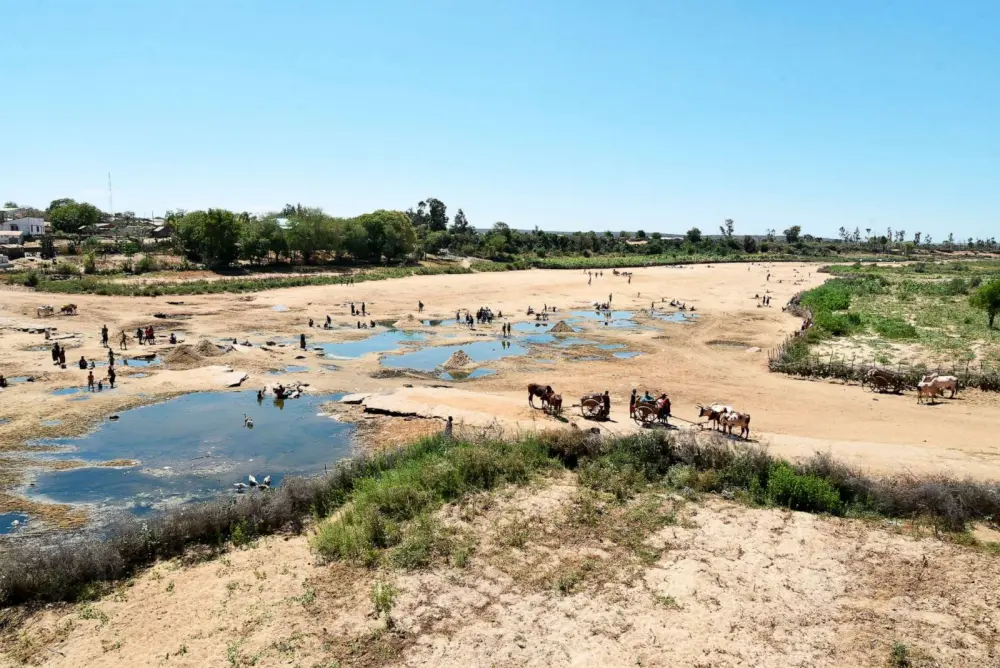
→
(814, 311, 862, 336)
(870, 316, 918, 340)
(23, 270, 40, 287)
(83, 253, 97, 275)
(134, 255, 158, 274)
(765, 462, 842, 514)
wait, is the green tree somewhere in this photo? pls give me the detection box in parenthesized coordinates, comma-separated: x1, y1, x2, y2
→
(49, 201, 102, 234)
(742, 235, 758, 253)
(720, 218, 735, 237)
(685, 227, 702, 244)
(39, 235, 55, 259)
(970, 278, 1000, 329)
(174, 209, 240, 268)
(450, 208, 470, 234)
(47, 198, 76, 213)
(353, 210, 416, 262)
(3, 201, 17, 208)
(635, 229, 647, 239)
(285, 208, 335, 264)
(783, 226, 802, 243)
(240, 217, 285, 264)
(426, 198, 448, 231)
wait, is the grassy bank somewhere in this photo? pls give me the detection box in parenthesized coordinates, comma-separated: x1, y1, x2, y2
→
(3, 430, 999, 608)
(770, 260, 1000, 384)
(3, 265, 473, 297)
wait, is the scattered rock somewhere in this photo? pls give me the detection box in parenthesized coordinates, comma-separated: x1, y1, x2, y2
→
(746, 347, 761, 353)
(341, 393, 371, 405)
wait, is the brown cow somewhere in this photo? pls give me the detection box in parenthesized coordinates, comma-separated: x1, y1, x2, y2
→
(528, 383, 553, 408)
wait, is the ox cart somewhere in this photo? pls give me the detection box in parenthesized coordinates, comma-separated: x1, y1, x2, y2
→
(633, 395, 671, 427)
(580, 393, 610, 420)
(861, 368, 906, 394)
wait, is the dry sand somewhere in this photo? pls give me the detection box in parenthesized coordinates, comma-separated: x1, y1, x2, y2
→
(4, 261, 1000, 523)
(3, 262, 1000, 666)
(2, 475, 998, 667)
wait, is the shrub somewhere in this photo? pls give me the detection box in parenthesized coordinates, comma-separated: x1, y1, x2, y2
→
(22, 270, 40, 287)
(83, 253, 97, 275)
(765, 462, 842, 513)
(134, 255, 158, 274)
(870, 316, 918, 340)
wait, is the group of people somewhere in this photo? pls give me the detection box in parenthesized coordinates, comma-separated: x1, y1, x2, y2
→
(586, 270, 605, 285)
(350, 302, 367, 317)
(356, 320, 377, 329)
(754, 294, 773, 307)
(500, 322, 513, 337)
(135, 325, 157, 345)
(629, 389, 672, 421)
(474, 307, 495, 325)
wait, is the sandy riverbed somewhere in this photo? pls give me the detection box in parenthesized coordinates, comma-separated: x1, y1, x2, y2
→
(3, 261, 1000, 527)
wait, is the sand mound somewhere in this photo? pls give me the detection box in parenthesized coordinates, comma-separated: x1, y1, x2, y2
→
(195, 338, 226, 357)
(550, 320, 574, 333)
(442, 350, 474, 369)
(393, 314, 420, 329)
(162, 345, 203, 368)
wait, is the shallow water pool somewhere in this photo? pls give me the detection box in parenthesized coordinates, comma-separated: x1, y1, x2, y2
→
(653, 311, 700, 324)
(316, 330, 426, 359)
(613, 351, 643, 359)
(382, 340, 527, 372)
(439, 368, 497, 381)
(25, 391, 352, 516)
(0, 513, 28, 535)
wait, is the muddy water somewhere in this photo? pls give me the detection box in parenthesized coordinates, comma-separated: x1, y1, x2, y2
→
(23, 391, 352, 517)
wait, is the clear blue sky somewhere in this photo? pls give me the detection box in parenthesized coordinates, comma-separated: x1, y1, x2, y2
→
(3, 1, 998, 240)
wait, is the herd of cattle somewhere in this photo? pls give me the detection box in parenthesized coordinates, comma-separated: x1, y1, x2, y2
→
(914, 371, 959, 404)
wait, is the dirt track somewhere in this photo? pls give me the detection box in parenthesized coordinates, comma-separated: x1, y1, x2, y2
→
(3, 261, 1000, 523)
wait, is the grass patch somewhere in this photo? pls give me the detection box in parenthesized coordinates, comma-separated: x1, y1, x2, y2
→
(4, 431, 1000, 608)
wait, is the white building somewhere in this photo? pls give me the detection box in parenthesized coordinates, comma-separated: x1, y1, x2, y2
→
(0, 217, 45, 236)
(0, 230, 25, 245)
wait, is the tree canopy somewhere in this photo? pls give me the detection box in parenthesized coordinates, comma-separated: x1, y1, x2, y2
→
(970, 278, 1000, 329)
(48, 200, 102, 234)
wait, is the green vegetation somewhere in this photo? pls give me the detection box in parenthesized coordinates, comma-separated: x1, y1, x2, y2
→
(771, 260, 1000, 381)
(969, 277, 1000, 329)
(4, 430, 1000, 608)
(2, 264, 473, 297)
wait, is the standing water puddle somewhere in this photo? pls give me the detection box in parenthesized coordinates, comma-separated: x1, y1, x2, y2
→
(653, 312, 700, 324)
(439, 368, 497, 381)
(0, 513, 28, 535)
(382, 340, 527, 372)
(24, 391, 352, 516)
(570, 310, 639, 329)
(268, 365, 309, 375)
(614, 351, 643, 359)
(316, 330, 426, 359)
(52, 387, 82, 396)
(272, 304, 290, 312)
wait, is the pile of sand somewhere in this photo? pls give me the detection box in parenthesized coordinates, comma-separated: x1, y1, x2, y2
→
(442, 350, 474, 369)
(393, 314, 420, 329)
(162, 345, 203, 368)
(195, 338, 226, 357)
(550, 320, 575, 333)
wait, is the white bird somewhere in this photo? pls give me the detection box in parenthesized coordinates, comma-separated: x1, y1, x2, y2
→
(243, 413, 254, 429)
(248, 474, 258, 487)
(262, 475, 271, 486)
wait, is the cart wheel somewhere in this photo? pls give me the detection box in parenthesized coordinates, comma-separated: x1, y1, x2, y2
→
(633, 405, 655, 426)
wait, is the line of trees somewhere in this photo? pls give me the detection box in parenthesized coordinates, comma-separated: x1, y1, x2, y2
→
(170, 207, 417, 269)
(10, 197, 999, 269)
